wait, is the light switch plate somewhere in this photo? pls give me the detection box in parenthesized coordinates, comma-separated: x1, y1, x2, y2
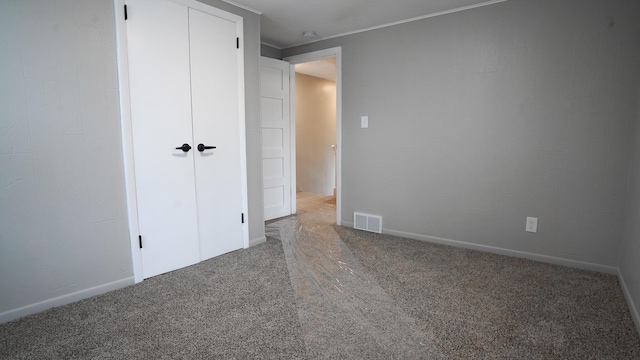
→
(361, 116, 369, 128)
(526, 217, 538, 233)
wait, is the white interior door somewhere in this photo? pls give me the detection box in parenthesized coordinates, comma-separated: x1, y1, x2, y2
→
(189, 8, 244, 260)
(261, 57, 292, 221)
(126, 0, 200, 278)
(126, 0, 246, 279)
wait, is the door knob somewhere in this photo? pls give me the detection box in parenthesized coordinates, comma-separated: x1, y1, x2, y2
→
(176, 143, 192, 152)
(197, 144, 216, 152)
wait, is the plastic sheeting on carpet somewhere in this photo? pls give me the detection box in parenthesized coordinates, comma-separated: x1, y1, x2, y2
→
(266, 200, 444, 359)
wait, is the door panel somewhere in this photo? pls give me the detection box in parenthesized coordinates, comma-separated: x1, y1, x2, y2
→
(189, 8, 244, 260)
(126, 0, 200, 278)
(261, 57, 292, 221)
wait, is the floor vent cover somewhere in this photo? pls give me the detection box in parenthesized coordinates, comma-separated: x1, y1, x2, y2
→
(353, 212, 382, 233)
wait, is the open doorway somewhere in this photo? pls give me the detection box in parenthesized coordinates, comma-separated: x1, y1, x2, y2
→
(285, 47, 343, 225)
(294, 57, 337, 211)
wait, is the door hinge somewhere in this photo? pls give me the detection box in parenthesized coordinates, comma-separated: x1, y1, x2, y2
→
(236, 37, 239, 49)
(241, 213, 245, 224)
(124, 5, 128, 20)
(138, 235, 142, 249)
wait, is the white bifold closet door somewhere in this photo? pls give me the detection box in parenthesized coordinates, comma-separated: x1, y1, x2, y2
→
(126, 0, 245, 279)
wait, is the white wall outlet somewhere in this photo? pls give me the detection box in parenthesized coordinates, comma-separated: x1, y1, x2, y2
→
(361, 116, 369, 128)
(526, 217, 538, 233)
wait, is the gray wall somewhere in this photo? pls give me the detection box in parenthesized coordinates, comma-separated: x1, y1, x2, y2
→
(0, 0, 132, 315)
(261, 43, 282, 59)
(284, 0, 640, 267)
(621, 82, 640, 330)
(198, 0, 264, 245)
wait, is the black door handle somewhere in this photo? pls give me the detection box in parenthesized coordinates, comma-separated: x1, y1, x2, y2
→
(197, 144, 217, 152)
(176, 143, 192, 152)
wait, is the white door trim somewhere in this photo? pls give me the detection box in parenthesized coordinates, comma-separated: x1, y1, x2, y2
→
(284, 47, 342, 226)
(113, 0, 248, 283)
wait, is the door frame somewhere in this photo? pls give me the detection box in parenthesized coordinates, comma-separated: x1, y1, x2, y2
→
(113, 0, 249, 283)
(284, 47, 343, 226)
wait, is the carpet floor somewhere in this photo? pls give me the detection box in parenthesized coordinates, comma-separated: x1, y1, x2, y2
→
(0, 237, 307, 359)
(336, 226, 640, 359)
(1, 193, 639, 359)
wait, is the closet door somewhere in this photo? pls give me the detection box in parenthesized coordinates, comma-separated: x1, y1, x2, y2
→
(126, 0, 246, 279)
(189, 9, 244, 260)
(126, 0, 200, 279)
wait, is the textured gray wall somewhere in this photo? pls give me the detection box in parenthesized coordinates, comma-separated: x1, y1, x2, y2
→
(0, 0, 132, 314)
(621, 83, 640, 330)
(261, 43, 282, 59)
(197, 0, 265, 244)
(284, 0, 640, 267)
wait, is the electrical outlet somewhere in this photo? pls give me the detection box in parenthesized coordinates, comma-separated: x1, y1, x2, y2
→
(526, 217, 538, 233)
(361, 116, 369, 128)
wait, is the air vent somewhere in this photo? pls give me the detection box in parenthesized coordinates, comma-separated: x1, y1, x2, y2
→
(353, 212, 382, 233)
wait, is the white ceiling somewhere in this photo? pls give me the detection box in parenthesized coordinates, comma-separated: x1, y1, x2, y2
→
(223, 0, 505, 49)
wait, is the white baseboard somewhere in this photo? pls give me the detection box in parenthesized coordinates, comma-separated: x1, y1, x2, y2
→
(249, 236, 267, 247)
(618, 270, 640, 336)
(383, 228, 618, 274)
(0, 277, 135, 324)
(340, 221, 617, 274)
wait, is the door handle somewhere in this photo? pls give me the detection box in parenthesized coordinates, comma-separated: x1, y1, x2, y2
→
(176, 143, 192, 152)
(197, 144, 217, 152)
